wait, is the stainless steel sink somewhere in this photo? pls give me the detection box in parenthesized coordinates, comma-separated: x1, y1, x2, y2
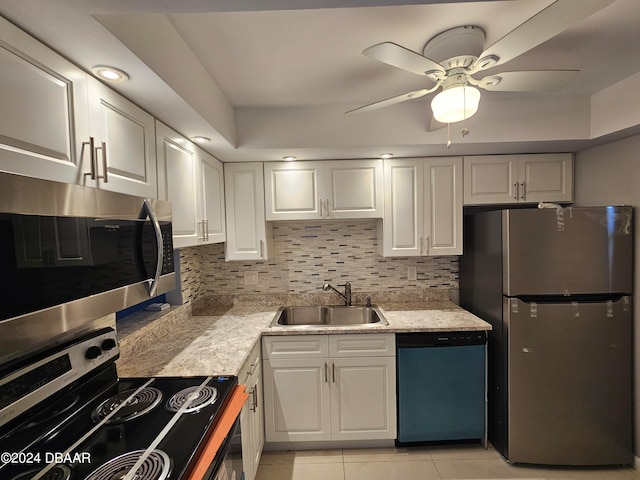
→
(269, 305, 388, 327)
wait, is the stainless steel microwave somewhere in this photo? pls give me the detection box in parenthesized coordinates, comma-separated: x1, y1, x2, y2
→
(0, 172, 176, 365)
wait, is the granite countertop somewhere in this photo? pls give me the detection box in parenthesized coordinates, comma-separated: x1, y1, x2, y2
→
(116, 300, 491, 379)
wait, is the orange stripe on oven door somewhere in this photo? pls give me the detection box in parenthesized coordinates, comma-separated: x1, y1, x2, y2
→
(186, 385, 249, 480)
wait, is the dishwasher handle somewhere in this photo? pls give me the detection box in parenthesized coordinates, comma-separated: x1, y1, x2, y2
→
(396, 331, 486, 348)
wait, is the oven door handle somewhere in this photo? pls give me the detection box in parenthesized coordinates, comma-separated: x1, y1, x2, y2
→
(139, 199, 164, 297)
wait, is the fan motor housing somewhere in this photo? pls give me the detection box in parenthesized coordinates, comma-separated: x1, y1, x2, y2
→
(423, 25, 485, 71)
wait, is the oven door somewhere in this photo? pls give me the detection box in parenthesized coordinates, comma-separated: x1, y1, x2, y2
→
(207, 418, 244, 480)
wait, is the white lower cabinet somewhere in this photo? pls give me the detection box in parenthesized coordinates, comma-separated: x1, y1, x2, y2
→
(262, 334, 396, 443)
(238, 342, 264, 480)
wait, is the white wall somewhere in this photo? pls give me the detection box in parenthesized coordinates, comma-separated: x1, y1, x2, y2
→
(574, 132, 640, 457)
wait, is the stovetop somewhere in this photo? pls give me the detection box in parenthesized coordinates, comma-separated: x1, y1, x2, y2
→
(0, 330, 236, 480)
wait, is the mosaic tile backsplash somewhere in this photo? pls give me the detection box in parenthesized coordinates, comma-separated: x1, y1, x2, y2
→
(177, 219, 458, 301)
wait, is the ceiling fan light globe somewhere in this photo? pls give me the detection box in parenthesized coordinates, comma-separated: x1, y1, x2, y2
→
(431, 85, 481, 123)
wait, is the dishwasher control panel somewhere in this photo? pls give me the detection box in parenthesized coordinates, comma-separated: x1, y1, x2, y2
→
(396, 331, 486, 348)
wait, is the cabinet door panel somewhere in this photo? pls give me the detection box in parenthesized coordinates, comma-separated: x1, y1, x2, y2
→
(264, 162, 321, 220)
(0, 17, 88, 184)
(156, 123, 200, 247)
(381, 160, 422, 256)
(264, 359, 331, 442)
(88, 79, 157, 198)
(520, 153, 573, 203)
(331, 357, 396, 440)
(463, 155, 518, 205)
(224, 163, 268, 260)
(326, 160, 383, 218)
(424, 157, 463, 255)
(201, 152, 226, 243)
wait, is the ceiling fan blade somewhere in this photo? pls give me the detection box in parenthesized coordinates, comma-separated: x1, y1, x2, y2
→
(346, 87, 436, 114)
(363, 42, 445, 77)
(478, 70, 580, 91)
(472, 0, 614, 72)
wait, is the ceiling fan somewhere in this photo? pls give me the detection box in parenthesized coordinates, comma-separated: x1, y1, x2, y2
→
(347, 0, 615, 125)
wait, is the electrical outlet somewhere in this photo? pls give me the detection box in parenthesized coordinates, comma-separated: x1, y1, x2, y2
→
(407, 266, 417, 281)
(245, 271, 259, 285)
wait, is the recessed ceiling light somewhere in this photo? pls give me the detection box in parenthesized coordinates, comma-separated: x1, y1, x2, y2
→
(379, 153, 394, 159)
(92, 65, 129, 83)
(191, 136, 211, 144)
(283, 156, 297, 162)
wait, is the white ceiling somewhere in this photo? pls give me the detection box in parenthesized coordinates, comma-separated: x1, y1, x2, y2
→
(1, 0, 640, 162)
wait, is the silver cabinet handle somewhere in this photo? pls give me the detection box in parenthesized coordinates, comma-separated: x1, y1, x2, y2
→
(519, 182, 525, 200)
(260, 240, 264, 258)
(324, 363, 328, 383)
(197, 220, 205, 241)
(250, 386, 258, 412)
(514, 182, 519, 200)
(324, 198, 330, 217)
(319, 197, 325, 217)
(95, 141, 108, 183)
(332, 363, 336, 383)
(425, 235, 431, 255)
(204, 219, 209, 241)
(82, 137, 96, 181)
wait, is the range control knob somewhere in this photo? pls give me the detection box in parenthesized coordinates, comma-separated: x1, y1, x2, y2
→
(85, 346, 102, 360)
(101, 338, 117, 351)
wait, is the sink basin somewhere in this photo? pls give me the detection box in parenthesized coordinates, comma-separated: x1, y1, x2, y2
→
(270, 305, 388, 327)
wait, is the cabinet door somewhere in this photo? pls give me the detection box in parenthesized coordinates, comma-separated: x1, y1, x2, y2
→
(87, 78, 157, 198)
(224, 163, 269, 261)
(518, 153, 573, 203)
(330, 356, 397, 440)
(264, 161, 323, 220)
(424, 157, 463, 255)
(379, 159, 423, 257)
(199, 149, 226, 244)
(463, 155, 518, 205)
(241, 361, 264, 480)
(0, 17, 89, 184)
(324, 160, 383, 218)
(156, 122, 201, 248)
(263, 358, 331, 442)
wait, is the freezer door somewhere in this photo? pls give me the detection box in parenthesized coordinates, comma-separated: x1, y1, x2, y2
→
(503, 206, 633, 296)
(505, 297, 632, 465)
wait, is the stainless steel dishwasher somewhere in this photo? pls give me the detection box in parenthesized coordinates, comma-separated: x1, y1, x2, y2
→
(396, 331, 487, 445)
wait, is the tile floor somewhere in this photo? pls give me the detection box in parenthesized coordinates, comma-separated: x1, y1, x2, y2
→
(255, 445, 640, 480)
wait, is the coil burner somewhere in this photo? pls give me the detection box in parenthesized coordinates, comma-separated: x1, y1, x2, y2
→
(12, 465, 71, 480)
(92, 387, 163, 424)
(84, 450, 171, 480)
(166, 385, 218, 413)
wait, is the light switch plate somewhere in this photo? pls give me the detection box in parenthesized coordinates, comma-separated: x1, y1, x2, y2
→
(407, 266, 417, 281)
(245, 271, 259, 285)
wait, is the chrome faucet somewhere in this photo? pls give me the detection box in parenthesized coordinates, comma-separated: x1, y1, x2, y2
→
(323, 282, 352, 306)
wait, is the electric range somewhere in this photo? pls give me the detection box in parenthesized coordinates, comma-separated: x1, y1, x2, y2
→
(0, 328, 240, 480)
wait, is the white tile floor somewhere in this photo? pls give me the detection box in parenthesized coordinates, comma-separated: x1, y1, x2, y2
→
(255, 445, 640, 480)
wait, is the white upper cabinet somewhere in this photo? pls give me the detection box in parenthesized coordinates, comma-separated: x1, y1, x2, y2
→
(379, 157, 463, 257)
(199, 149, 226, 244)
(85, 78, 157, 198)
(264, 160, 383, 220)
(0, 16, 89, 184)
(156, 121, 225, 248)
(464, 153, 573, 205)
(0, 18, 158, 198)
(224, 162, 270, 261)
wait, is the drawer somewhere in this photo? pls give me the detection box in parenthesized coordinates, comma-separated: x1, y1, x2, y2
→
(262, 335, 329, 359)
(239, 340, 262, 385)
(329, 333, 395, 357)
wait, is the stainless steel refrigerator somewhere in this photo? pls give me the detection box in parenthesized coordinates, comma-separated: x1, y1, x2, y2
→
(459, 206, 633, 466)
